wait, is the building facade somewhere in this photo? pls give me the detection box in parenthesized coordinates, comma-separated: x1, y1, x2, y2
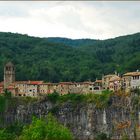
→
(122, 71, 140, 92)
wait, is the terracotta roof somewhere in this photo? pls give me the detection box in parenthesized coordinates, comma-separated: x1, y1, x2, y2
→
(83, 81, 94, 84)
(7, 87, 15, 89)
(0, 82, 4, 87)
(14, 81, 28, 84)
(15, 81, 43, 85)
(7, 83, 16, 89)
(75, 82, 83, 84)
(28, 81, 44, 85)
(59, 82, 73, 85)
(95, 80, 102, 83)
(39, 82, 54, 85)
(123, 72, 140, 76)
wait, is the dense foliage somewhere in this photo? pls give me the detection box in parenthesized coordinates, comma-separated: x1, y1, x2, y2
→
(47, 90, 112, 109)
(0, 32, 140, 82)
(0, 114, 73, 140)
(0, 90, 12, 112)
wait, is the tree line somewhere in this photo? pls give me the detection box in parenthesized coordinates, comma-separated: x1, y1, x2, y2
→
(0, 32, 140, 82)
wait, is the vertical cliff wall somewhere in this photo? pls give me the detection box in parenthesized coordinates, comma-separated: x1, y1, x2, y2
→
(0, 93, 139, 140)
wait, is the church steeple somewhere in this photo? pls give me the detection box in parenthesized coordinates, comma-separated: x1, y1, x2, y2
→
(4, 62, 15, 89)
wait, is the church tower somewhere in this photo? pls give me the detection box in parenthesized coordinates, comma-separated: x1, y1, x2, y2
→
(4, 62, 15, 89)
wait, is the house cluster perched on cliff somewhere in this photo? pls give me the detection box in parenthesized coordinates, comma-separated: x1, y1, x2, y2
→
(0, 62, 140, 97)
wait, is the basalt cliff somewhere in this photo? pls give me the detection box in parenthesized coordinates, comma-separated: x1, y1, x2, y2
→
(0, 92, 140, 140)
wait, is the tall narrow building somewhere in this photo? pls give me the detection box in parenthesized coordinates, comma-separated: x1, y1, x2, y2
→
(4, 62, 15, 89)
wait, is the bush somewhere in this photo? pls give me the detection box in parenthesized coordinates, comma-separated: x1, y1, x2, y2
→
(59, 94, 85, 103)
(47, 92, 60, 103)
(19, 113, 73, 140)
(85, 91, 111, 108)
(4, 89, 12, 99)
(5, 122, 24, 136)
(95, 132, 110, 140)
(47, 91, 112, 109)
(49, 106, 59, 115)
(121, 133, 129, 140)
(0, 129, 16, 140)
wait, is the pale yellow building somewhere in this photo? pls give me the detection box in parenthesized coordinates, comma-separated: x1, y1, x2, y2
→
(102, 74, 117, 90)
(109, 76, 122, 92)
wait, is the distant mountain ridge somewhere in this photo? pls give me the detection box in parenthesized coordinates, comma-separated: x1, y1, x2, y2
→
(0, 32, 140, 82)
(47, 37, 98, 47)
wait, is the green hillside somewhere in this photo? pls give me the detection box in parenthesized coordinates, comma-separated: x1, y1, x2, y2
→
(0, 32, 140, 82)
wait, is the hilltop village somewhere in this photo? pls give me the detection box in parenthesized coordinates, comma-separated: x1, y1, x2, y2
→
(0, 62, 140, 97)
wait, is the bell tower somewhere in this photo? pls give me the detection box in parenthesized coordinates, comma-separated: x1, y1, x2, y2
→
(4, 62, 15, 89)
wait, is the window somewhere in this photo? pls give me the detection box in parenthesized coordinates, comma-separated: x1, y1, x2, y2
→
(124, 78, 126, 82)
(94, 87, 99, 90)
(133, 76, 139, 80)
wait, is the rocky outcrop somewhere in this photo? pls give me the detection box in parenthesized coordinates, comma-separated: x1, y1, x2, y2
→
(0, 94, 139, 140)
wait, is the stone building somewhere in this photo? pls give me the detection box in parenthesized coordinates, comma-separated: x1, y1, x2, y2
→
(83, 82, 93, 94)
(122, 71, 140, 92)
(4, 62, 15, 89)
(109, 75, 122, 92)
(93, 80, 102, 90)
(102, 74, 117, 90)
(56, 82, 74, 95)
(15, 81, 43, 96)
(39, 83, 58, 95)
(15, 81, 28, 96)
(93, 80, 102, 93)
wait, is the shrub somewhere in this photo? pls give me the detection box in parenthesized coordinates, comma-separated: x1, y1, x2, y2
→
(5, 122, 24, 136)
(4, 89, 12, 99)
(47, 92, 60, 103)
(0, 129, 16, 140)
(121, 133, 129, 140)
(59, 94, 85, 103)
(95, 132, 110, 140)
(19, 113, 73, 140)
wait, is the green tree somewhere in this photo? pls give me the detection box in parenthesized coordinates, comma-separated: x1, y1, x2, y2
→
(20, 113, 73, 140)
(0, 129, 16, 140)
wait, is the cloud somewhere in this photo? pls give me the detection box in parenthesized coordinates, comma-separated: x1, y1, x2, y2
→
(0, 1, 139, 39)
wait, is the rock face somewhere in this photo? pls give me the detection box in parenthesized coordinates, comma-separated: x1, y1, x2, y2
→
(0, 94, 139, 140)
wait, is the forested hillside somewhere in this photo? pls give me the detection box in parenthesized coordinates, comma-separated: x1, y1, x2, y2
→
(0, 32, 140, 82)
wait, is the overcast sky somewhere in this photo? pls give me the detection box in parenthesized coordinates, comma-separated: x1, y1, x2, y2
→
(0, 1, 140, 39)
